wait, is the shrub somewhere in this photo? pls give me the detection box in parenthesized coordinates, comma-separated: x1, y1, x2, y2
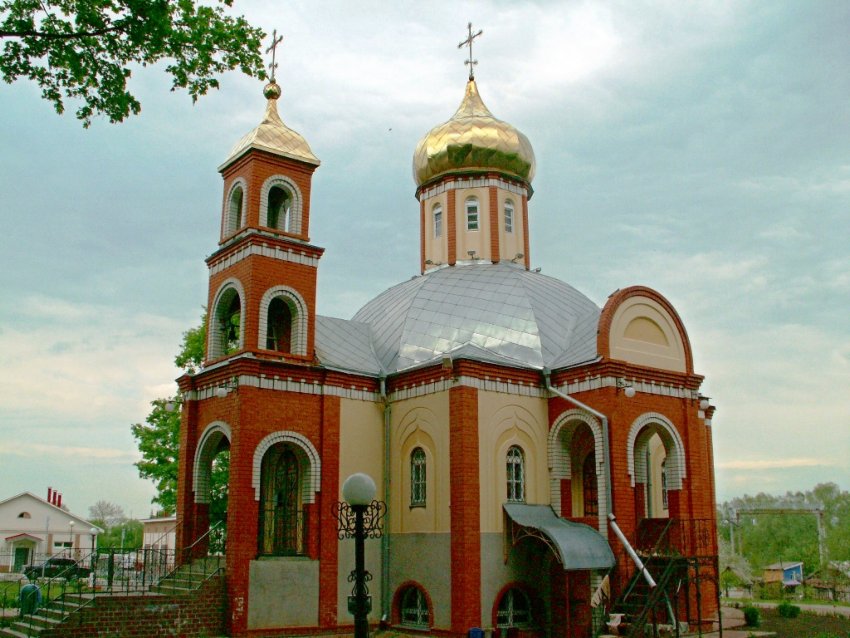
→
(777, 601, 801, 618)
(743, 606, 760, 627)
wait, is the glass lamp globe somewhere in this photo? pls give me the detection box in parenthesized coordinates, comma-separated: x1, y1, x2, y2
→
(342, 473, 377, 506)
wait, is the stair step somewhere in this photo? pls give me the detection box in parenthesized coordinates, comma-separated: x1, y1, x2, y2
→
(0, 627, 32, 638)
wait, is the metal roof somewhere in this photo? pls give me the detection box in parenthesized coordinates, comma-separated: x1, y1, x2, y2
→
(504, 503, 615, 570)
(350, 263, 600, 373)
(315, 315, 383, 375)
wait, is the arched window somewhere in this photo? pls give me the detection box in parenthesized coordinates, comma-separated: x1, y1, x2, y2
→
(504, 199, 514, 233)
(410, 448, 426, 507)
(433, 204, 442, 237)
(227, 184, 244, 235)
(258, 443, 304, 556)
(400, 585, 429, 628)
(465, 197, 479, 231)
(506, 445, 525, 502)
(582, 453, 598, 516)
(496, 587, 532, 628)
(266, 297, 293, 353)
(267, 185, 292, 231)
(18, 512, 31, 519)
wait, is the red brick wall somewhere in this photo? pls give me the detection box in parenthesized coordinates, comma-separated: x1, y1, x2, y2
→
(449, 385, 481, 632)
(206, 252, 320, 363)
(447, 188, 457, 266)
(488, 186, 499, 262)
(220, 151, 317, 243)
(39, 575, 225, 637)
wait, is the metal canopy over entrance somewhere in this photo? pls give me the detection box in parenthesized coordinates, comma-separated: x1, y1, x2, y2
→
(503, 504, 615, 570)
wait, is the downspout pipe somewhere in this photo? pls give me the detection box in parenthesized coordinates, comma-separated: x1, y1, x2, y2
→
(379, 375, 391, 622)
(542, 368, 612, 525)
(542, 368, 656, 589)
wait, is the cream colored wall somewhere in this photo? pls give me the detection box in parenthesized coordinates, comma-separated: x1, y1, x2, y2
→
(339, 399, 385, 500)
(478, 392, 549, 533)
(453, 187, 490, 261)
(390, 392, 451, 534)
(609, 296, 687, 372)
(646, 434, 669, 518)
(422, 192, 448, 266)
(496, 190, 524, 262)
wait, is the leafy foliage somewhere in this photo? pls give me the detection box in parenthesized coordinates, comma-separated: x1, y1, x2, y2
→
(173, 314, 205, 373)
(131, 396, 180, 513)
(777, 601, 801, 619)
(718, 483, 850, 573)
(0, 0, 265, 126)
(96, 519, 143, 549)
(743, 606, 760, 627)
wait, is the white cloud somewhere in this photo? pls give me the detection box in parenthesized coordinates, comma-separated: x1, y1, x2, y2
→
(0, 442, 138, 462)
(718, 458, 832, 470)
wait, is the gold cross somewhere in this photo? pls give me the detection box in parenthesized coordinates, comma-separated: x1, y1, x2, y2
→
(266, 29, 284, 82)
(457, 22, 483, 80)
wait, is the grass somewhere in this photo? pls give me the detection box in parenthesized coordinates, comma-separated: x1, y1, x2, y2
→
(755, 607, 850, 638)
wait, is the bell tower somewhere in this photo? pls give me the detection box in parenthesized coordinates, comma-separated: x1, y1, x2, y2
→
(205, 77, 323, 365)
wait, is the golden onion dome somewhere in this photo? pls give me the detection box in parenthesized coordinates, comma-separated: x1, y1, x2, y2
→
(412, 79, 535, 187)
(220, 81, 320, 170)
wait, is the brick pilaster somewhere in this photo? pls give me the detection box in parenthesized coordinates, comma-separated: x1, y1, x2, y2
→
(489, 186, 500, 263)
(449, 385, 481, 632)
(447, 188, 457, 265)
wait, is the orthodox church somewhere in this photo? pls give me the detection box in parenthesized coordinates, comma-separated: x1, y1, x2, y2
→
(175, 34, 720, 638)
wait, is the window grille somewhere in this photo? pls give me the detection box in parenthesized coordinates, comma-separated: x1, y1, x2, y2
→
(506, 445, 525, 502)
(466, 198, 479, 231)
(496, 588, 531, 628)
(504, 200, 514, 233)
(401, 586, 429, 628)
(410, 448, 426, 507)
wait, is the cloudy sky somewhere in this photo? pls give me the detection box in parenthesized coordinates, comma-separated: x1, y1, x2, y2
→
(1, 1, 848, 520)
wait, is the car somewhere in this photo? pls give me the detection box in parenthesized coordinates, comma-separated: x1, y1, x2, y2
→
(23, 557, 90, 580)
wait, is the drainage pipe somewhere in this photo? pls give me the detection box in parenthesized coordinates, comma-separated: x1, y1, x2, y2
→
(541, 369, 659, 590)
(379, 375, 391, 622)
(608, 513, 656, 588)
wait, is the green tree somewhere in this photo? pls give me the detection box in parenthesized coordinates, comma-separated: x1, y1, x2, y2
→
(719, 483, 850, 573)
(131, 396, 180, 513)
(1, 0, 265, 126)
(94, 519, 143, 550)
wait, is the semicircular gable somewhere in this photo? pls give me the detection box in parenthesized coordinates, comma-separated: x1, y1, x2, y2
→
(598, 286, 693, 374)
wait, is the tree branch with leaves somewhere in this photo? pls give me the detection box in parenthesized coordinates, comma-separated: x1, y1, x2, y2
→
(1, 0, 266, 126)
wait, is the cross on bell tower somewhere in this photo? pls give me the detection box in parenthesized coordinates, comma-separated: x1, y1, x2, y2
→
(457, 22, 483, 80)
(266, 29, 284, 82)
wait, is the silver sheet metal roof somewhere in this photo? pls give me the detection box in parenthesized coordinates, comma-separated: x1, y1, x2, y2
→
(315, 315, 382, 375)
(349, 263, 600, 373)
(504, 503, 615, 570)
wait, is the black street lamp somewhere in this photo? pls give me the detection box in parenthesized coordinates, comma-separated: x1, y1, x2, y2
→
(334, 473, 385, 638)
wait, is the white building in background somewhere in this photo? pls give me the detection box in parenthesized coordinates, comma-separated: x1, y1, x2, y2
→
(140, 515, 177, 551)
(0, 491, 100, 573)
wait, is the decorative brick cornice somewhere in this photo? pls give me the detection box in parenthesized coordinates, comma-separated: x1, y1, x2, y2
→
(417, 174, 529, 201)
(206, 232, 324, 274)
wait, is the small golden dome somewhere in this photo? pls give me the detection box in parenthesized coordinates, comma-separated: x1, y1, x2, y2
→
(220, 81, 319, 170)
(412, 79, 535, 187)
